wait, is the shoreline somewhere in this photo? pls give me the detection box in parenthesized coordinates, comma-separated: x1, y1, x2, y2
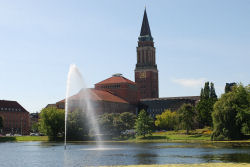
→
(101, 163, 250, 167)
(1, 136, 250, 143)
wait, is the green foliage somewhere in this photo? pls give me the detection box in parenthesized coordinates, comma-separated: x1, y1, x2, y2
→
(31, 122, 39, 133)
(119, 112, 137, 131)
(200, 88, 204, 98)
(155, 109, 177, 130)
(0, 116, 3, 130)
(225, 82, 236, 93)
(177, 103, 196, 134)
(38, 107, 65, 140)
(212, 84, 250, 140)
(99, 113, 121, 137)
(197, 82, 217, 127)
(210, 82, 217, 99)
(67, 109, 88, 140)
(99, 112, 136, 137)
(135, 110, 154, 137)
(203, 82, 210, 99)
(196, 99, 213, 127)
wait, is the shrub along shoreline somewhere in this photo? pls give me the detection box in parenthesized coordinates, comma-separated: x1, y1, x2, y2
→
(1, 129, 249, 143)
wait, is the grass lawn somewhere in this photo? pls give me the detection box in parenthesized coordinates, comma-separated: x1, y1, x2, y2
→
(0, 128, 249, 143)
(15, 136, 49, 141)
(101, 163, 250, 167)
(126, 129, 212, 143)
(0, 136, 49, 142)
(125, 128, 250, 143)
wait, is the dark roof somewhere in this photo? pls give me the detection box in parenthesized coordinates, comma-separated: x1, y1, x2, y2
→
(140, 96, 200, 102)
(0, 100, 29, 112)
(140, 9, 152, 37)
(95, 75, 136, 85)
(139, 96, 200, 115)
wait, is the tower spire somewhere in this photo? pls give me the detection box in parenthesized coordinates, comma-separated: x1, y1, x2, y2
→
(135, 8, 158, 99)
(140, 8, 151, 36)
(139, 8, 153, 41)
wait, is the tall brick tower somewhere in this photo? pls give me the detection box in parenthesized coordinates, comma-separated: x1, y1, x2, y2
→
(135, 9, 159, 99)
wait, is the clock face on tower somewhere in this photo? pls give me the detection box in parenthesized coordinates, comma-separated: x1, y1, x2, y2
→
(139, 71, 146, 78)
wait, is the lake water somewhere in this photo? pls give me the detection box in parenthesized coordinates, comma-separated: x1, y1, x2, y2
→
(0, 141, 250, 167)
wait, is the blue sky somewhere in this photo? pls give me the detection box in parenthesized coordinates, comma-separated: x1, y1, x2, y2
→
(0, 0, 249, 113)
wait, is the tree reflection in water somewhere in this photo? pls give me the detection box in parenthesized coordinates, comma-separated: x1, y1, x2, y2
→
(202, 153, 250, 163)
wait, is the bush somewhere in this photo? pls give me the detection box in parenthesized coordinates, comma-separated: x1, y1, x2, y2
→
(155, 109, 177, 130)
(66, 109, 89, 140)
(39, 107, 65, 140)
(135, 110, 154, 137)
(177, 103, 196, 134)
(212, 84, 250, 140)
(99, 112, 136, 138)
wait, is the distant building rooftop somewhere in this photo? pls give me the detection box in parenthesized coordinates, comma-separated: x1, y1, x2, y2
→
(95, 75, 136, 85)
(139, 96, 200, 117)
(0, 100, 29, 112)
(140, 96, 200, 101)
(45, 104, 57, 108)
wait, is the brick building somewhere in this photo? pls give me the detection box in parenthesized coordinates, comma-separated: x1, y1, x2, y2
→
(95, 73, 139, 105)
(135, 9, 199, 117)
(55, 74, 137, 114)
(0, 100, 30, 135)
(49, 9, 199, 117)
(135, 9, 159, 99)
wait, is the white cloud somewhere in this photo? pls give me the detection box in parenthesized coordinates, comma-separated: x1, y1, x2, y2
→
(172, 78, 207, 88)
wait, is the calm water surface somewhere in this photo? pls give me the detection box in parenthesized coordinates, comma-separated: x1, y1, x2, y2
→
(0, 142, 250, 167)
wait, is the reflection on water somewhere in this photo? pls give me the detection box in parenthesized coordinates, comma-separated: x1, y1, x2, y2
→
(0, 142, 250, 167)
(134, 152, 158, 164)
(79, 147, 121, 151)
(155, 142, 250, 149)
(202, 153, 250, 163)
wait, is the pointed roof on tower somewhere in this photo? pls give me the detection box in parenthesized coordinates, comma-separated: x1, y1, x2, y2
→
(139, 8, 153, 41)
(140, 8, 151, 36)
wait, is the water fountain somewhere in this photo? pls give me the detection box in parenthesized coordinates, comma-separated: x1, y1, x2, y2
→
(64, 64, 102, 149)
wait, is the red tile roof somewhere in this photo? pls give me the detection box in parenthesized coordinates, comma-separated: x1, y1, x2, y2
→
(0, 100, 28, 112)
(95, 76, 136, 85)
(58, 88, 128, 104)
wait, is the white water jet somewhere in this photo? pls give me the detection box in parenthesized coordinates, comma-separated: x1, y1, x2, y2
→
(64, 64, 102, 149)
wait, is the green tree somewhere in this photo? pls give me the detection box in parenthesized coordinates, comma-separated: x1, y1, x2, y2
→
(155, 109, 177, 130)
(210, 83, 217, 99)
(31, 122, 39, 133)
(135, 110, 154, 137)
(212, 84, 250, 140)
(196, 99, 213, 127)
(99, 113, 122, 137)
(99, 112, 136, 137)
(177, 104, 196, 134)
(203, 82, 210, 99)
(39, 107, 65, 140)
(119, 112, 136, 131)
(196, 82, 217, 127)
(200, 88, 204, 98)
(67, 109, 88, 140)
(225, 82, 236, 93)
